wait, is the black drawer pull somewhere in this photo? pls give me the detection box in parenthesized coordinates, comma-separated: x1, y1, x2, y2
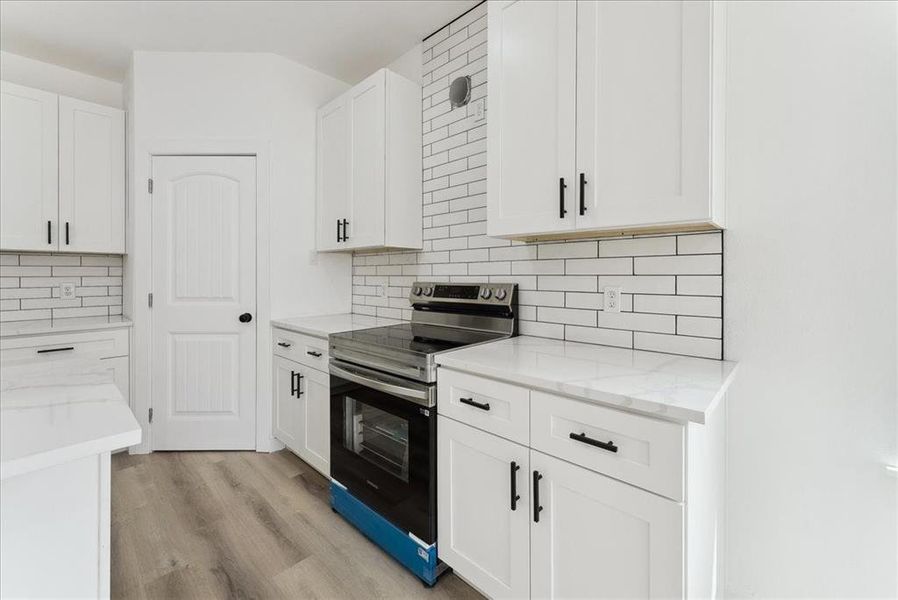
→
(569, 432, 618, 453)
(277, 341, 292, 348)
(533, 471, 543, 523)
(290, 370, 297, 396)
(510, 461, 521, 511)
(459, 397, 490, 411)
(337, 219, 342, 242)
(559, 177, 567, 218)
(296, 372, 304, 397)
(47, 220, 52, 244)
(341, 219, 349, 241)
(37, 347, 74, 354)
(306, 350, 323, 357)
(65, 221, 70, 245)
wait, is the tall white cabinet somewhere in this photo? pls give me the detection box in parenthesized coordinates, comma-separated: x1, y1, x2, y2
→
(316, 68, 422, 252)
(487, 0, 727, 239)
(0, 81, 125, 253)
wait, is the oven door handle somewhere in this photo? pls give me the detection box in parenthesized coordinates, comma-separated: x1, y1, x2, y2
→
(330, 362, 432, 406)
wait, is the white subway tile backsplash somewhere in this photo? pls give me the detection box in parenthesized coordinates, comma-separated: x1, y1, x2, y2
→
(634, 254, 722, 275)
(350, 16, 724, 360)
(677, 232, 722, 255)
(599, 236, 676, 257)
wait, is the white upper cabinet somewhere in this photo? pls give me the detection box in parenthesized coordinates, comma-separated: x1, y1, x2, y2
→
(0, 82, 58, 252)
(487, 0, 577, 238)
(58, 96, 125, 253)
(316, 68, 422, 252)
(488, 0, 726, 239)
(316, 95, 350, 252)
(0, 82, 125, 253)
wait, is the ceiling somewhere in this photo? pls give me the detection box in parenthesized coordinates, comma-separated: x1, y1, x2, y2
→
(0, 0, 477, 84)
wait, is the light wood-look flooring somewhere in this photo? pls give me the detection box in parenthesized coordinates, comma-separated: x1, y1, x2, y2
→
(111, 450, 481, 600)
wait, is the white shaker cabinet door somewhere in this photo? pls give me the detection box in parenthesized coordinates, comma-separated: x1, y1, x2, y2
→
(345, 70, 386, 249)
(530, 450, 684, 599)
(438, 416, 530, 599)
(317, 95, 351, 251)
(0, 82, 58, 251)
(487, 0, 578, 238)
(58, 96, 124, 253)
(273, 356, 301, 451)
(576, 0, 716, 231)
(298, 365, 330, 477)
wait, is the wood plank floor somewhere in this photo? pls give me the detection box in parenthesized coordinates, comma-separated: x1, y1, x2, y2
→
(111, 450, 482, 600)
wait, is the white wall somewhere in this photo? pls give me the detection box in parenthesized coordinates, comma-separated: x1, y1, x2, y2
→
(724, 2, 897, 597)
(387, 43, 423, 85)
(0, 51, 122, 108)
(126, 51, 351, 453)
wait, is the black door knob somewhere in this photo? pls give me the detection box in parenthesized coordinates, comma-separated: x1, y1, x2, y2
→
(239, 312, 253, 323)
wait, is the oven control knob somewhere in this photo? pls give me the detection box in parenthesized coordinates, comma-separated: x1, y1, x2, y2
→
(423, 287, 433, 296)
(480, 288, 492, 300)
(413, 286, 423, 296)
(495, 288, 508, 301)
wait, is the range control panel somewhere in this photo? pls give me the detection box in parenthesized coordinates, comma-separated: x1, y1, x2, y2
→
(409, 281, 516, 306)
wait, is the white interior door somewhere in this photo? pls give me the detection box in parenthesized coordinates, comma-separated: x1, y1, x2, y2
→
(0, 82, 58, 251)
(576, 0, 712, 230)
(58, 96, 125, 253)
(530, 450, 684, 599)
(486, 0, 577, 238)
(151, 156, 257, 450)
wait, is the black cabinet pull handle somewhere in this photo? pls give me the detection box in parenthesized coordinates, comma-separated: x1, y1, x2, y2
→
(569, 432, 619, 453)
(342, 219, 349, 241)
(459, 397, 490, 411)
(306, 350, 322, 357)
(47, 220, 52, 244)
(510, 461, 521, 511)
(290, 370, 297, 396)
(579, 173, 587, 215)
(337, 219, 342, 242)
(65, 221, 70, 245)
(559, 177, 567, 218)
(37, 346, 74, 354)
(296, 372, 304, 397)
(533, 471, 543, 523)
(277, 341, 292, 348)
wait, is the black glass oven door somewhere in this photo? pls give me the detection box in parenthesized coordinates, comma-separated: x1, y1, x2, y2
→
(330, 363, 436, 544)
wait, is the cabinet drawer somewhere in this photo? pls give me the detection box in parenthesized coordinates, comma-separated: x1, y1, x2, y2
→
(0, 328, 129, 363)
(531, 391, 684, 501)
(272, 327, 329, 371)
(438, 368, 530, 445)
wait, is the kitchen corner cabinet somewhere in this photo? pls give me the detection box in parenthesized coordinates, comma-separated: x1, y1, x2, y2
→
(316, 68, 422, 252)
(272, 327, 330, 476)
(437, 368, 725, 599)
(0, 81, 125, 253)
(487, 0, 727, 240)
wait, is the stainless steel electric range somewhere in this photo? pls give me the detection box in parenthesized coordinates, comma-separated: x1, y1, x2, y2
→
(328, 281, 517, 586)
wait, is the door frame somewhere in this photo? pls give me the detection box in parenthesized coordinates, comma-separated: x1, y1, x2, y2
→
(129, 139, 275, 454)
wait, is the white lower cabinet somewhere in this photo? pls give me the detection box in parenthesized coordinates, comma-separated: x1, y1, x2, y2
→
(530, 450, 683, 599)
(272, 329, 330, 476)
(438, 416, 530, 599)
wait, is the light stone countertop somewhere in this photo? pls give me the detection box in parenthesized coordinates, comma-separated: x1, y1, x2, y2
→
(271, 313, 403, 339)
(435, 336, 738, 424)
(0, 315, 132, 338)
(0, 359, 141, 480)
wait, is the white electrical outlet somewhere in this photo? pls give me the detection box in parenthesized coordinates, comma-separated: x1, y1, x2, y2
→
(59, 283, 76, 300)
(603, 287, 622, 313)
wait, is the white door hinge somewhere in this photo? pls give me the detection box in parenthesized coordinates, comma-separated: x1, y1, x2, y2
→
(148, 407, 154, 424)
(148, 178, 154, 194)
(147, 293, 153, 308)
